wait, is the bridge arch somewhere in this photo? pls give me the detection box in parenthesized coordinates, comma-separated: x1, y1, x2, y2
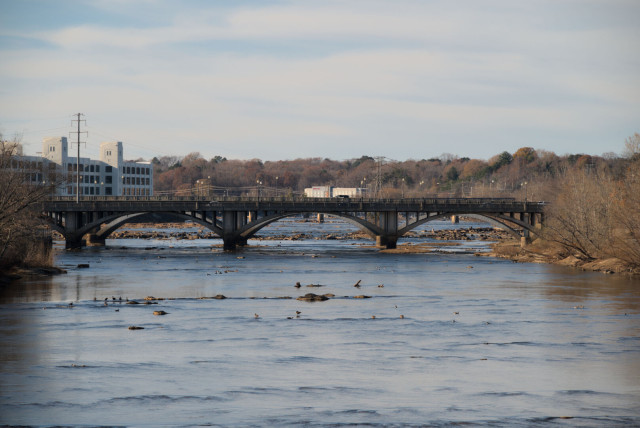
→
(94, 211, 224, 240)
(44, 210, 224, 246)
(236, 211, 383, 241)
(397, 212, 528, 238)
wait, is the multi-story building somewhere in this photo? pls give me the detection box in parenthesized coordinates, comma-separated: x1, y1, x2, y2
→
(10, 137, 153, 196)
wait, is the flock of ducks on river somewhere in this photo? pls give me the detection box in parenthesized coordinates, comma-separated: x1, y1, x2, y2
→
(68, 278, 595, 326)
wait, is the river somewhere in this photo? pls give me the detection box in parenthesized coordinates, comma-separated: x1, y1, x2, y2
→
(1, 219, 639, 427)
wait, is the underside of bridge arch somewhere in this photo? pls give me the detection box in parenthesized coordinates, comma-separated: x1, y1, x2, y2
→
(94, 211, 223, 241)
(47, 211, 224, 248)
(236, 211, 382, 241)
(396, 212, 537, 240)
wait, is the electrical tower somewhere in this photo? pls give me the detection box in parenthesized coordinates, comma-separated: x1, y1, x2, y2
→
(70, 113, 87, 203)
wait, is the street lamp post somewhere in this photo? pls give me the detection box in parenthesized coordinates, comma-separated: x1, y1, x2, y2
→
(275, 176, 279, 197)
(401, 177, 405, 199)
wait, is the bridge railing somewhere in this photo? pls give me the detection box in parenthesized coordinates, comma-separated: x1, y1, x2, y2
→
(46, 195, 541, 204)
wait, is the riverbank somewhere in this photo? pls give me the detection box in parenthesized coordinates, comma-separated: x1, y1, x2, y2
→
(0, 266, 67, 286)
(487, 239, 640, 276)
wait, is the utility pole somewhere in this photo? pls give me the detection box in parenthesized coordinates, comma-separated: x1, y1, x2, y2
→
(374, 156, 384, 198)
(70, 113, 87, 203)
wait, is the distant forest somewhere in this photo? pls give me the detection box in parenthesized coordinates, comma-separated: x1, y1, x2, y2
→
(148, 135, 639, 202)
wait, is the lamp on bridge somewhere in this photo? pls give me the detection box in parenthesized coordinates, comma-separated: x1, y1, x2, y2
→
(275, 176, 279, 197)
(401, 177, 405, 199)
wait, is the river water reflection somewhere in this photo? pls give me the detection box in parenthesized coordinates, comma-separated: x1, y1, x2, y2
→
(1, 219, 639, 426)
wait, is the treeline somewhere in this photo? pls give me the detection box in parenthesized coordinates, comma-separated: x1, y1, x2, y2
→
(151, 142, 633, 202)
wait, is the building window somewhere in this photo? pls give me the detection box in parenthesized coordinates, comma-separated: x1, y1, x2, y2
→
(136, 167, 140, 174)
(96, 187, 100, 195)
(106, 165, 112, 173)
(90, 187, 94, 195)
(106, 187, 112, 195)
(106, 176, 112, 184)
(126, 166, 130, 174)
(136, 177, 140, 185)
(96, 165, 100, 172)
(90, 165, 94, 172)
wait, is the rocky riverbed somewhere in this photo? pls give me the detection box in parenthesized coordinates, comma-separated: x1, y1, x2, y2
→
(105, 222, 512, 243)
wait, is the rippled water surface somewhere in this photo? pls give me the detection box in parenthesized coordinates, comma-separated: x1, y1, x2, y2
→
(1, 220, 639, 427)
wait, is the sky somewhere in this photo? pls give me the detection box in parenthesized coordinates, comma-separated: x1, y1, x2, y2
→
(0, 0, 638, 162)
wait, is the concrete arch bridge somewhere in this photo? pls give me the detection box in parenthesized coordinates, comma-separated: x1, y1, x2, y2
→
(41, 196, 545, 250)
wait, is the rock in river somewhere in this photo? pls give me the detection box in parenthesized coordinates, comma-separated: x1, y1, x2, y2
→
(297, 293, 329, 302)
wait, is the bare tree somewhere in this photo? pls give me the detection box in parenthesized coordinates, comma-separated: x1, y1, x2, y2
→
(609, 160, 640, 267)
(542, 167, 614, 260)
(0, 135, 55, 270)
(624, 133, 640, 159)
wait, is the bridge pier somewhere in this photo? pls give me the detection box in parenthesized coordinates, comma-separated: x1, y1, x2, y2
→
(222, 236, 248, 251)
(451, 215, 459, 224)
(65, 237, 85, 250)
(317, 213, 324, 223)
(375, 211, 398, 249)
(86, 233, 106, 246)
(376, 235, 397, 249)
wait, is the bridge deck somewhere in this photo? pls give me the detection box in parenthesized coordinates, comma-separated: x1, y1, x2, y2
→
(43, 196, 544, 213)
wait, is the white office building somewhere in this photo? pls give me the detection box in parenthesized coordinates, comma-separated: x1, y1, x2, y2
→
(12, 137, 153, 196)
